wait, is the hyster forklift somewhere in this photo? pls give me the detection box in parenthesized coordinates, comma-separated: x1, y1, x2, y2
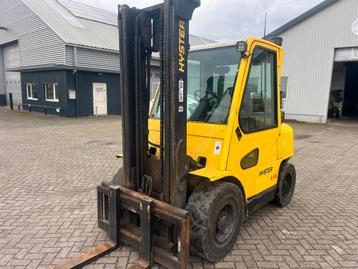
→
(56, 0, 296, 268)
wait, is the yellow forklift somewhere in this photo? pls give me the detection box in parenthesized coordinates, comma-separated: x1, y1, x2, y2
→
(56, 0, 295, 268)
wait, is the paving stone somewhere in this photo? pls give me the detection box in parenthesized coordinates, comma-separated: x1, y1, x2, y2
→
(1, 109, 358, 268)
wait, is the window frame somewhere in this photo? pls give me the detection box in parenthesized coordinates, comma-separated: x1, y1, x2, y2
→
(280, 76, 289, 100)
(150, 46, 241, 125)
(186, 47, 241, 125)
(239, 45, 279, 134)
(44, 83, 59, 102)
(26, 83, 38, 100)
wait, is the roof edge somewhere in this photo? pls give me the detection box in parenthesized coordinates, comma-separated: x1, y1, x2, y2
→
(267, 0, 338, 38)
(190, 41, 237, 52)
(11, 64, 120, 74)
(65, 43, 118, 53)
(57, 0, 117, 27)
(21, 0, 68, 45)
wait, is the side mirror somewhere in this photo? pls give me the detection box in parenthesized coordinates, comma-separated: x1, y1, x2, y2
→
(270, 37, 283, 46)
(281, 110, 285, 123)
(236, 41, 248, 55)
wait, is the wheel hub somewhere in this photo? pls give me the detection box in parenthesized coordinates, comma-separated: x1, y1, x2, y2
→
(215, 204, 234, 244)
(217, 212, 229, 232)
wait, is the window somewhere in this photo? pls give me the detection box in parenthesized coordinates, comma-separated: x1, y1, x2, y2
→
(187, 47, 240, 124)
(239, 47, 278, 133)
(26, 83, 38, 100)
(352, 48, 358, 59)
(151, 46, 241, 124)
(151, 81, 159, 99)
(241, 148, 259, 170)
(44, 83, 59, 102)
(281, 76, 288, 99)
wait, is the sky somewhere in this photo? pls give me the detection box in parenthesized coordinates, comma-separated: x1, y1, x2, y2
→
(75, 0, 324, 41)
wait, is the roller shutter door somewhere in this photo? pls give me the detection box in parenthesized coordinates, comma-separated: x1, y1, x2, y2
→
(3, 43, 22, 105)
(3, 43, 20, 69)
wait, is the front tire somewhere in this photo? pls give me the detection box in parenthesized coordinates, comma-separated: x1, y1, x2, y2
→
(186, 182, 244, 262)
(273, 163, 296, 207)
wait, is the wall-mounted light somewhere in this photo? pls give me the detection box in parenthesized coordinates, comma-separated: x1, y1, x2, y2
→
(236, 41, 248, 55)
(0, 26, 8, 30)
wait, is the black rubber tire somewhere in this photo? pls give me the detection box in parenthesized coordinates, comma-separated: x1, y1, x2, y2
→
(273, 163, 296, 207)
(186, 182, 244, 262)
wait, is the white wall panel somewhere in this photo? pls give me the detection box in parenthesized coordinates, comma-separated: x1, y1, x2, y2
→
(4, 72, 21, 105)
(279, 0, 358, 123)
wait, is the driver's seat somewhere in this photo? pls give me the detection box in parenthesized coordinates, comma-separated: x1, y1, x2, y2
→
(189, 77, 215, 122)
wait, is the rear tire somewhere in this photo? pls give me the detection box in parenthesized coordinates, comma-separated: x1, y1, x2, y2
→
(186, 182, 244, 262)
(273, 163, 296, 207)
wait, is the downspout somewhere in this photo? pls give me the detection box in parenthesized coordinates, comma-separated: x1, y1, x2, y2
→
(73, 70, 78, 116)
(73, 46, 80, 117)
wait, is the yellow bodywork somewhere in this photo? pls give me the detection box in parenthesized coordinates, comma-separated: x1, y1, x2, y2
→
(148, 37, 294, 201)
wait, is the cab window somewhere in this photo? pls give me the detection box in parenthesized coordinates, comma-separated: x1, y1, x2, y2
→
(151, 46, 241, 124)
(239, 47, 278, 133)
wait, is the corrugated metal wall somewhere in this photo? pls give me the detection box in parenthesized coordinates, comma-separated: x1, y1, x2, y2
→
(65, 45, 120, 73)
(279, 0, 358, 123)
(0, 0, 65, 68)
(20, 27, 65, 67)
(75, 47, 120, 73)
(65, 46, 74, 66)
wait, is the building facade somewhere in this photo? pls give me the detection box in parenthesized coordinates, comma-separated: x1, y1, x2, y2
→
(0, 0, 215, 116)
(0, 0, 121, 116)
(267, 0, 358, 123)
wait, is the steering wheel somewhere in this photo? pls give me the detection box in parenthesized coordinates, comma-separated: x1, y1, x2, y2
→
(194, 90, 204, 101)
(194, 90, 218, 108)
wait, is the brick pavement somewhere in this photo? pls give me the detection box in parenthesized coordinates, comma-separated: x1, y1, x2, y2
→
(0, 108, 358, 269)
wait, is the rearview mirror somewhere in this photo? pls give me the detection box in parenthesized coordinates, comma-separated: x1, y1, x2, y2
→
(281, 110, 285, 122)
(214, 66, 230, 75)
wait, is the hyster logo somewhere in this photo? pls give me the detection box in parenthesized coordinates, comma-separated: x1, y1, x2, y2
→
(178, 20, 186, 73)
(259, 167, 273, 177)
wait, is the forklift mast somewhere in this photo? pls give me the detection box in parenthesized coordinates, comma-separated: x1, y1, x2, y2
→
(119, 0, 200, 208)
(55, 2, 201, 268)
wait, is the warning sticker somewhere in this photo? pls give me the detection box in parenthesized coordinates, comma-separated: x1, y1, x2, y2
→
(214, 141, 222, 155)
(178, 79, 184, 103)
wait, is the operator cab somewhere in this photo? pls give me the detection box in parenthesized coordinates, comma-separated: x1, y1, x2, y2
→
(149, 38, 292, 201)
(149, 43, 242, 170)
